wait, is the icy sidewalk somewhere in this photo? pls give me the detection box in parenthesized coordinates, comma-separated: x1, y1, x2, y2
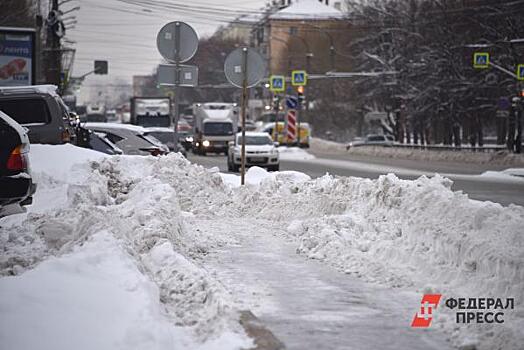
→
(192, 217, 452, 350)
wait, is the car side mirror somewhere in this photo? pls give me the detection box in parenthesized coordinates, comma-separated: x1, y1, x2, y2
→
(228, 141, 234, 147)
(273, 142, 279, 147)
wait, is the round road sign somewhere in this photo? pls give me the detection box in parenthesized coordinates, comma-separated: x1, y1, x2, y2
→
(157, 21, 198, 63)
(224, 47, 266, 88)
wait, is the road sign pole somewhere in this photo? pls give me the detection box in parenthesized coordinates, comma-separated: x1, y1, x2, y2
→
(157, 21, 198, 154)
(172, 22, 181, 153)
(297, 94, 301, 146)
(240, 48, 248, 185)
(274, 93, 279, 143)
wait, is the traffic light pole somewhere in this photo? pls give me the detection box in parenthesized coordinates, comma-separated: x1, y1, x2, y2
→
(273, 94, 280, 143)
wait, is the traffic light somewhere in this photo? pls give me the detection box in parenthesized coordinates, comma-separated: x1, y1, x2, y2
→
(297, 85, 305, 105)
(272, 95, 280, 111)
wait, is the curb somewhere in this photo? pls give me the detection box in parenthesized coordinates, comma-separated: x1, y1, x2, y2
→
(239, 310, 286, 350)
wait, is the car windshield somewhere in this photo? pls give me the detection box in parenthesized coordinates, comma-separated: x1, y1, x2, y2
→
(204, 122, 232, 135)
(0, 98, 50, 125)
(146, 131, 173, 144)
(89, 134, 119, 155)
(237, 135, 272, 145)
(140, 133, 164, 147)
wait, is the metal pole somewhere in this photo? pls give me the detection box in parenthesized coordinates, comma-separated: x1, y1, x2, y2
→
(240, 47, 249, 185)
(173, 22, 181, 153)
(330, 45, 335, 70)
(297, 55, 311, 147)
(274, 94, 279, 143)
(45, 0, 61, 86)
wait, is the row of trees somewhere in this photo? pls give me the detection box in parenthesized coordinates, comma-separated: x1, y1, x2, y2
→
(308, 0, 524, 145)
(348, 0, 524, 145)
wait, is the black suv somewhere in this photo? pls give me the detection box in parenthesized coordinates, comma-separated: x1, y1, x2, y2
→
(0, 85, 75, 144)
(0, 111, 36, 217)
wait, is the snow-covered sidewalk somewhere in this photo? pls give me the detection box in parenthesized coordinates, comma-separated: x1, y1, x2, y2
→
(189, 216, 452, 350)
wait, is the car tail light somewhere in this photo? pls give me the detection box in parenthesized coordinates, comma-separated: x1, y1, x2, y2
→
(7, 144, 29, 171)
(62, 129, 71, 142)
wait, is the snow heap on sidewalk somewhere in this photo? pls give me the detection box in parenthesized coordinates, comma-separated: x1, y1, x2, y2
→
(1, 144, 523, 350)
(0, 145, 251, 350)
(231, 169, 524, 350)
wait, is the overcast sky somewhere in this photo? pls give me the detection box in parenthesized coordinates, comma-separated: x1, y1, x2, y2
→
(67, 0, 267, 97)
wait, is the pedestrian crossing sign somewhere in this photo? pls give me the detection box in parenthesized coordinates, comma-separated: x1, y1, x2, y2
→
(473, 52, 489, 69)
(517, 64, 524, 81)
(292, 70, 307, 86)
(270, 75, 285, 92)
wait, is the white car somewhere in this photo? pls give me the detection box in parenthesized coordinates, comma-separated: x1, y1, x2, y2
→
(227, 132, 279, 172)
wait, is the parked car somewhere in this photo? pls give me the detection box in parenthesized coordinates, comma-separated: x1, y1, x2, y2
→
(88, 132, 124, 155)
(346, 134, 396, 150)
(83, 123, 168, 156)
(144, 127, 187, 157)
(227, 132, 279, 172)
(0, 85, 75, 144)
(0, 111, 36, 217)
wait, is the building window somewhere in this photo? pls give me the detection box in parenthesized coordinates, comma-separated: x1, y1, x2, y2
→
(289, 26, 297, 35)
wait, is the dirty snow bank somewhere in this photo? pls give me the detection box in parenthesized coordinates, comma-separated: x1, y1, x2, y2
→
(348, 145, 524, 166)
(310, 137, 347, 153)
(234, 173, 524, 350)
(0, 145, 251, 349)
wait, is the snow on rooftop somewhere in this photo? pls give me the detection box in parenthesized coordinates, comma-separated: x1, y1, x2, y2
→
(270, 0, 345, 20)
(84, 122, 149, 134)
(0, 84, 59, 97)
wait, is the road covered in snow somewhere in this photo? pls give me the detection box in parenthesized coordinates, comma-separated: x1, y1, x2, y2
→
(1, 144, 523, 350)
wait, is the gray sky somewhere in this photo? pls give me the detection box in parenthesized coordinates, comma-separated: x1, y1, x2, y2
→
(67, 0, 267, 96)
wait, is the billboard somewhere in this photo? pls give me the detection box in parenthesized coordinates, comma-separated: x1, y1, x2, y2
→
(0, 27, 36, 86)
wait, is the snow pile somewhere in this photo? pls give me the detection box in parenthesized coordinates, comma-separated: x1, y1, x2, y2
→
(310, 137, 347, 153)
(502, 168, 524, 177)
(277, 146, 315, 160)
(231, 173, 524, 350)
(219, 166, 311, 188)
(0, 232, 195, 350)
(3, 143, 524, 350)
(0, 145, 251, 349)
